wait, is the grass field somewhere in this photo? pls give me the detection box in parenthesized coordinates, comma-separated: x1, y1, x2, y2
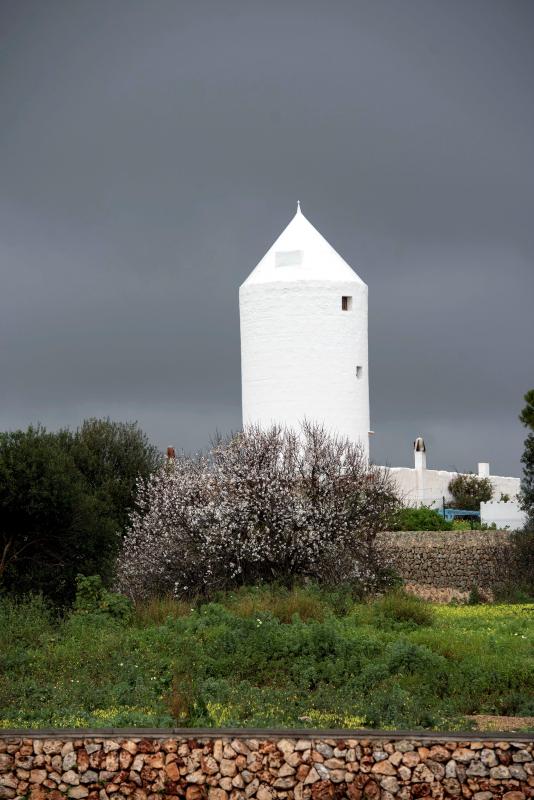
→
(0, 586, 532, 731)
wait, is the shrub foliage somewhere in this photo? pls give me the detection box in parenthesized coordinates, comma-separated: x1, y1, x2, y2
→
(519, 389, 534, 530)
(74, 574, 133, 621)
(116, 423, 400, 600)
(0, 590, 532, 730)
(391, 506, 452, 531)
(0, 419, 160, 604)
(373, 589, 435, 626)
(448, 473, 493, 510)
(67, 418, 162, 534)
(0, 426, 115, 604)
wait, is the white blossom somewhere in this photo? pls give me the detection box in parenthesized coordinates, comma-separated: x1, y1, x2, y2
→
(115, 422, 400, 599)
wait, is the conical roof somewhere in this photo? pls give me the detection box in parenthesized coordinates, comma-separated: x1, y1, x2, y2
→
(242, 204, 366, 287)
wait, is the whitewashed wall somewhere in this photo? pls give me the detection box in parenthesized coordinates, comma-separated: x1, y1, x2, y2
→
(240, 207, 370, 456)
(389, 465, 520, 509)
(239, 208, 522, 495)
(240, 280, 369, 454)
(480, 500, 526, 530)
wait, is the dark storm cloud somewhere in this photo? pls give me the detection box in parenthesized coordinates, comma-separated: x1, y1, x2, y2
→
(1, 0, 533, 473)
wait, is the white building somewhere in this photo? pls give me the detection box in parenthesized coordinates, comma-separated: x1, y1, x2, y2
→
(480, 500, 526, 530)
(239, 203, 370, 456)
(391, 438, 520, 510)
(239, 206, 521, 508)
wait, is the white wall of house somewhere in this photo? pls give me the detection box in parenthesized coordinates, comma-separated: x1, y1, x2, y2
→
(480, 500, 526, 530)
(389, 446, 520, 510)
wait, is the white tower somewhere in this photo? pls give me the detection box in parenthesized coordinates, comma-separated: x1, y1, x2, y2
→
(239, 204, 370, 456)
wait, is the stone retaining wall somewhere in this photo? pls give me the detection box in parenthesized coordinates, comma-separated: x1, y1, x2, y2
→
(0, 733, 532, 800)
(376, 531, 518, 593)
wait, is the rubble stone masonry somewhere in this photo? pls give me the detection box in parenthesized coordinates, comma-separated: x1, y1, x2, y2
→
(0, 733, 532, 800)
(376, 531, 518, 593)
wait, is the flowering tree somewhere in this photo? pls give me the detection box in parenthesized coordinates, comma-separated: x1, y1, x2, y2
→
(116, 422, 400, 600)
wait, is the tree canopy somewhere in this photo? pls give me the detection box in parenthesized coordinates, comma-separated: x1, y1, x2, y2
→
(0, 419, 162, 604)
(447, 473, 493, 510)
(519, 389, 534, 530)
(116, 422, 400, 601)
(67, 417, 162, 533)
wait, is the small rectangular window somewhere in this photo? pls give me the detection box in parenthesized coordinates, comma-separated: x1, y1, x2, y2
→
(275, 250, 303, 267)
(342, 296, 352, 311)
(356, 366, 363, 378)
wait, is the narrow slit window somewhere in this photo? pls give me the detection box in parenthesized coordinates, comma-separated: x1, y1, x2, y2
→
(342, 295, 352, 311)
(356, 366, 363, 379)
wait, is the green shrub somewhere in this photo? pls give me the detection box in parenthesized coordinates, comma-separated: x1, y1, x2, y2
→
(451, 520, 496, 531)
(361, 683, 451, 729)
(519, 389, 534, 530)
(448, 473, 493, 510)
(0, 594, 54, 653)
(0, 420, 161, 606)
(67, 417, 162, 536)
(74, 575, 133, 621)
(374, 590, 434, 626)
(0, 427, 118, 605)
(498, 689, 534, 717)
(493, 583, 534, 603)
(391, 506, 452, 531)
(0, 589, 532, 731)
(386, 638, 448, 675)
(467, 586, 484, 605)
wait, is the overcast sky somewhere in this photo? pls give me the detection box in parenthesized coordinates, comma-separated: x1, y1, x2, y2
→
(1, 0, 533, 475)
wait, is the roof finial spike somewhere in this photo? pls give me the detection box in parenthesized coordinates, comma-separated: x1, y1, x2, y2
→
(296, 200, 301, 213)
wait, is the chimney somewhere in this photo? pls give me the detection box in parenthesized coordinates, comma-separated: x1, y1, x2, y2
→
(414, 436, 426, 471)
(478, 462, 490, 477)
(166, 446, 176, 460)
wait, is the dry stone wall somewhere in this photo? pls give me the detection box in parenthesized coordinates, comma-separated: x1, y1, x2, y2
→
(376, 531, 518, 593)
(0, 733, 532, 800)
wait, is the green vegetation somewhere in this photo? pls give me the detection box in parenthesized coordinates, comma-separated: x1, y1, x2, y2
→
(390, 506, 500, 532)
(508, 529, 534, 597)
(0, 586, 532, 731)
(373, 589, 435, 626)
(0, 425, 116, 605)
(0, 402, 532, 734)
(448, 473, 493, 510)
(391, 506, 453, 531)
(520, 388, 534, 530)
(0, 419, 161, 605)
(450, 520, 496, 531)
(73, 574, 133, 621)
